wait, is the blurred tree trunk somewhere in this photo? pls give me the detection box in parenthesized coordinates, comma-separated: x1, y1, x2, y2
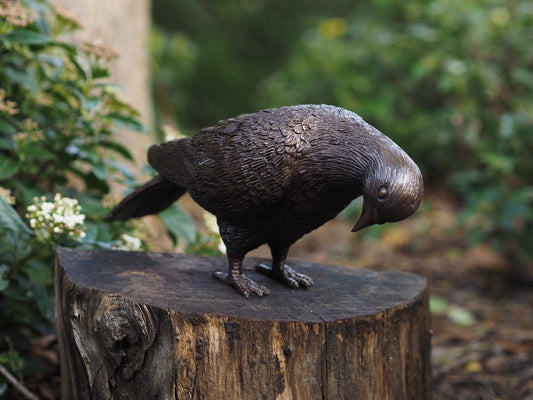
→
(51, 0, 173, 250)
(51, 0, 153, 183)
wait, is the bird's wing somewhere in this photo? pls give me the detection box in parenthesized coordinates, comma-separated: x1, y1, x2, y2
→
(187, 115, 300, 218)
(148, 138, 195, 188)
(147, 106, 363, 220)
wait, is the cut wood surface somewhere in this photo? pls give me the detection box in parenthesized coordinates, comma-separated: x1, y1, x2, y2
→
(55, 247, 431, 400)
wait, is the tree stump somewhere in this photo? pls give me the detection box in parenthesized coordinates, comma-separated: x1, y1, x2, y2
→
(55, 247, 431, 400)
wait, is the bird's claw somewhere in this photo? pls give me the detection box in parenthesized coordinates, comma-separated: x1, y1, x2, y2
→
(213, 271, 270, 298)
(256, 264, 314, 289)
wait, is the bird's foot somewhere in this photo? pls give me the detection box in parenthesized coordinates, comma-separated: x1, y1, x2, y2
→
(256, 264, 314, 289)
(213, 271, 270, 298)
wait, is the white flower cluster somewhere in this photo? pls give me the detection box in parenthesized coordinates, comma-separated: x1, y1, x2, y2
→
(26, 194, 86, 242)
(113, 234, 143, 251)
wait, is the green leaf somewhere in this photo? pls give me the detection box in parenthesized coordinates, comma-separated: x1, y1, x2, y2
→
(105, 159, 136, 182)
(99, 140, 134, 160)
(82, 170, 110, 192)
(90, 160, 108, 181)
(23, 145, 56, 161)
(53, 10, 82, 35)
(105, 113, 145, 132)
(159, 203, 196, 244)
(3, 29, 50, 45)
(90, 64, 110, 79)
(92, 82, 123, 91)
(0, 196, 32, 235)
(78, 195, 107, 218)
(0, 349, 23, 372)
(0, 138, 14, 151)
(429, 296, 447, 315)
(25, 264, 53, 285)
(0, 277, 8, 291)
(79, 95, 101, 111)
(447, 306, 477, 326)
(0, 264, 9, 291)
(5, 65, 38, 94)
(70, 55, 88, 79)
(0, 157, 19, 180)
(0, 118, 16, 135)
(29, 280, 55, 322)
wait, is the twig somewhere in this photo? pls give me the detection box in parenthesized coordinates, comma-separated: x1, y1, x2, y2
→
(0, 364, 39, 400)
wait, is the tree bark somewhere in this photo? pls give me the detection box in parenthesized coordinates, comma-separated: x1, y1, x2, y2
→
(55, 247, 431, 400)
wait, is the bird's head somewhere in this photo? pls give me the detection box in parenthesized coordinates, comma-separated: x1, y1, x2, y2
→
(352, 151, 424, 232)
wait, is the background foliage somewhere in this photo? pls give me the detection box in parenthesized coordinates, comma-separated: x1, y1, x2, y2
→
(1, 0, 532, 394)
(151, 0, 353, 132)
(152, 0, 533, 269)
(0, 0, 144, 388)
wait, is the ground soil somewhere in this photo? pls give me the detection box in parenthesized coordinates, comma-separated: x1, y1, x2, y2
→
(12, 190, 533, 399)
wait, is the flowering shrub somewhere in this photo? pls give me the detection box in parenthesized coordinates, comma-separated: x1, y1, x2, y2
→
(26, 194, 86, 243)
(0, 0, 146, 389)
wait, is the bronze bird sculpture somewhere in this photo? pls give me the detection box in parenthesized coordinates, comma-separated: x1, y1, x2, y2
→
(107, 104, 423, 297)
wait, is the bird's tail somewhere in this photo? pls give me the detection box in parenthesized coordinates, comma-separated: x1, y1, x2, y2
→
(106, 175, 186, 221)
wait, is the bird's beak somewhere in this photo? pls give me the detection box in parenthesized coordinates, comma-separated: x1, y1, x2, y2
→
(351, 202, 377, 232)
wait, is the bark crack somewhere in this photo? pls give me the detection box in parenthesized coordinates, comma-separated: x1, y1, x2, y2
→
(323, 321, 328, 400)
(300, 301, 328, 400)
(191, 359, 199, 400)
(190, 336, 204, 400)
(133, 307, 160, 380)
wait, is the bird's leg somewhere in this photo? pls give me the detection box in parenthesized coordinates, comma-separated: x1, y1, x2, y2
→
(256, 244, 314, 289)
(213, 250, 270, 298)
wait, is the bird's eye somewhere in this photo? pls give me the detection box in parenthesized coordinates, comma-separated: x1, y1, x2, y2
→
(378, 187, 388, 200)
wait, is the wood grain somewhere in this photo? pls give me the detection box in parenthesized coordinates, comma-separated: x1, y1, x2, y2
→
(55, 247, 431, 399)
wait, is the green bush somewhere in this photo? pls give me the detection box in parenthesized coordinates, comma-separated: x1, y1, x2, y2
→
(151, 0, 356, 129)
(150, 26, 197, 138)
(256, 0, 533, 268)
(0, 0, 146, 385)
